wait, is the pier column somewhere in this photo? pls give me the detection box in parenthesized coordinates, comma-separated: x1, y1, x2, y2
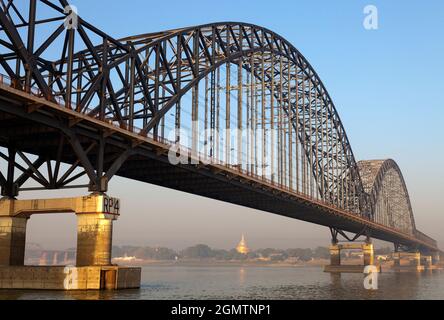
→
(421, 255, 433, 269)
(393, 252, 401, 267)
(330, 245, 341, 266)
(410, 252, 421, 268)
(76, 212, 118, 267)
(432, 252, 440, 265)
(0, 216, 28, 266)
(66, 194, 120, 267)
(0, 198, 28, 266)
(363, 243, 374, 266)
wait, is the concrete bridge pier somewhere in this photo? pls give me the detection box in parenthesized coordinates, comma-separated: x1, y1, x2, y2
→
(0, 195, 141, 290)
(363, 243, 375, 266)
(432, 252, 440, 265)
(392, 252, 424, 272)
(329, 244, 341, 267)
(76, 211, 116, 267)
(421, 252, 442, 271)
(0, 213, 27, 266)
(324, 241, 379, 273)
(411, 253, 421, 269)
(420, 256, 433, 269)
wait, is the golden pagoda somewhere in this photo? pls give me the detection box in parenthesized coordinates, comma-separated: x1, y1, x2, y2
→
(236, 234, 250, 254)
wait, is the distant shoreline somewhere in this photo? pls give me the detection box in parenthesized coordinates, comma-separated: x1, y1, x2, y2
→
(112, 258, 396, 269)
(112, 258, 332, 268)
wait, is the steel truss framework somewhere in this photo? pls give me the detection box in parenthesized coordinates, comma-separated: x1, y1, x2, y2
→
(358, 160, 416, 235)
(329, 227, 371, 244)
(0, 1, 437, 250)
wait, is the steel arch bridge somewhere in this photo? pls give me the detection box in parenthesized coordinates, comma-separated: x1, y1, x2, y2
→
(0, 1, 438, 253)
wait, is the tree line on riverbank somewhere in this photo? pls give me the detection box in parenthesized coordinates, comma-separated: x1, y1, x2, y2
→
(112, 245, 392, 262)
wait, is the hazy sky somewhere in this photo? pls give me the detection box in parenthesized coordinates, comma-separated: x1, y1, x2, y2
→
(7, 0, 444, 250)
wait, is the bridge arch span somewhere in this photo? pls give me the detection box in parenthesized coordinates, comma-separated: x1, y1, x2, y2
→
(358, 160, 416, 236)
(68, 22, 371, 215)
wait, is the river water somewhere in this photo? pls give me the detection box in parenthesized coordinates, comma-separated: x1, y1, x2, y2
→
(1, 266, 443, 300)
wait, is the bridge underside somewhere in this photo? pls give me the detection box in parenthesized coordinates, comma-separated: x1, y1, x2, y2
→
(0, 87, 436, 253)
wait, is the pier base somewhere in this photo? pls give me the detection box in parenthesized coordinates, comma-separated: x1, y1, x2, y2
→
(0, 266, 141, 290)
(0, 195, 141, 290)
(324, 265, 381, 273)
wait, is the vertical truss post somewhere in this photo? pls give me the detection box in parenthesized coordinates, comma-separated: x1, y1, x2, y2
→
(270, 51, 275, 183)
(215, 42, 221, 161)
(287, 59, 293, 189)
(175, 35, 182, 144)
(261, 49, 266, 180)
(191, 30, 200, 155)
(65, 28, 75, 109)
(278, 56, 283, 186)
(295, 65, 300, 193)
(301, 76, 306, 194)
(76, 59, 83, 110)
(1, 147, 18, 198)
(128, 49, 136, 132)
(154, 44, 161, 140)
(237, 56, 243, 169)
(204, 65, 209, 157)
(25, 0, 37, 92)
(225, 59, 231, 164)
(99, 38, 108, 122)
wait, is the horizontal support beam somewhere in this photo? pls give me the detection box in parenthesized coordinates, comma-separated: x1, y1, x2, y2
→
(0, 194, 120, 217)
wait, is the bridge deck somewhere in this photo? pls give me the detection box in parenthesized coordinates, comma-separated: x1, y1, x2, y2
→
(0, 83, 438, 253)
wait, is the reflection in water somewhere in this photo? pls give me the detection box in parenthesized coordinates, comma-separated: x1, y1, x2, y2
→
(0, 267, 442, 300)
(329, 273, 342, 289)
(238, 268, 246, 287)
(325, 271, 421, 300)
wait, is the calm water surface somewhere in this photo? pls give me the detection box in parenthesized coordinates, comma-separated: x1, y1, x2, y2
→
(1, 266, 443, 300)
